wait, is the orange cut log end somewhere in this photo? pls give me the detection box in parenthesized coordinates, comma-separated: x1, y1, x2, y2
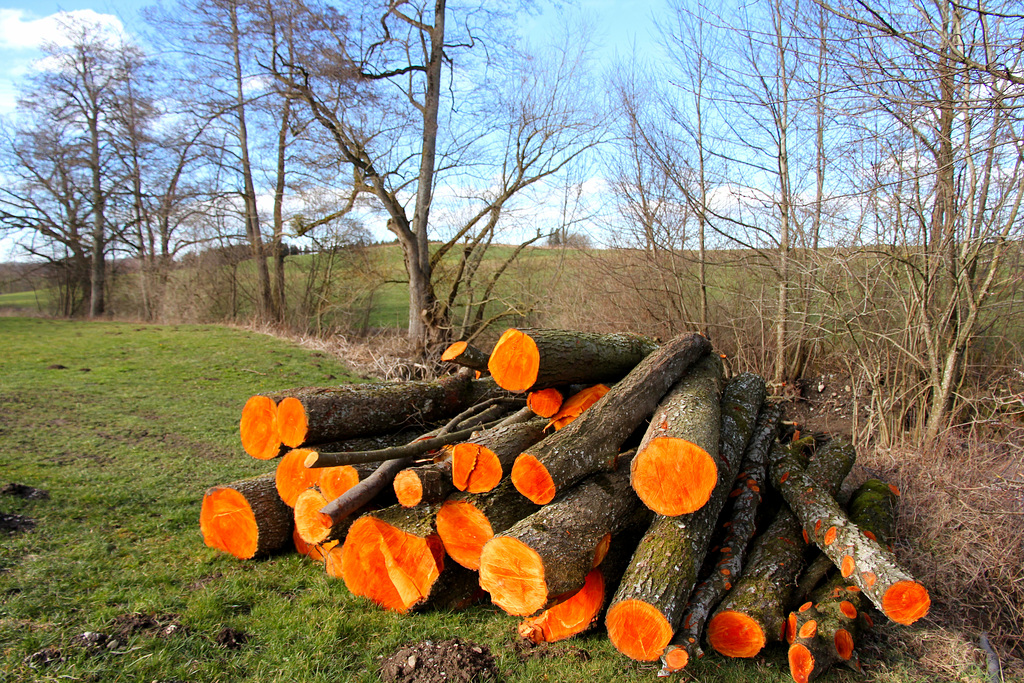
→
(340, 516, 444, 613)
(605, 599, 674, 661)
(478, 536, 547, 616)
(788, 643, 815, 683)
(240, 395, 280, 460)
(452, 443, 503, 493)
(527, 388, 563, 418)
(662, 646, 690, 673)
(436, 500, 494, 570)
(839, 600, 857, 619)
(632, 437, 718, 516)
(511, 453, 556, 504)
(275, 448, 322, 507)
(707, 610, 767, 658)
(592, 533, 612, 568)
(798, 619, 817, 639)
(546, 384, 609, 430)
(441, 341, 468, 362)
(840, 555, 856, 578)
(318, 465, 361, 501)
(293, 527, 338, 561)
(518, 568, 605, 644)
(882, 580, 930, 625)
(834, 629, 854, 660)
(276, 396, 309, 448)
(786, 612, 798, 643)
(393, 469, 424, 507)
(293, 488, 334, 545)
(488, 329, 540, 393)
(200, 487, 260, 559)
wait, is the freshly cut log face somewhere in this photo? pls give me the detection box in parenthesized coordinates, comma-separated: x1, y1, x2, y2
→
(771, 445, 930, 625)
(274, 372, 486, 448)
(605, 373, 763, 662)
(440, 341, 490, 372)
(707, 439, 856, 660)
(451, 418, 548, 494)
(338, 505, 446, 613)
(527, 388, 564, 418)
(479, 451, 650, 616)
(293, 487, 361, 545)
(239, 395, 282, 460)
(511, 332, 713, 505)
(200, 473, 292, 560)
(293, 527, 339, 561)
(546, 384, 609, 431)
(487, 328, 659, 393)
(394, 457, 454, 507)
(275, 448, 323, 507)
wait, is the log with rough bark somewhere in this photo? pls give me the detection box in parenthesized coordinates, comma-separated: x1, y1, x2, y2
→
(770, 445, 930, 626)
(199, 473, 293, 560)
(451, 417, 549, 494)
(393, 454, 456, 508)
(239, 394, 283, 460)
(631, 365, 758, 517)
(603, 372, 762, 662)
(788, 479, 899, 683)
(511, 332, 713, 505)
(545, 384, 609, 431)
(659, 403, 782, 674)
(435, 477, 543, 571)
(479, 450, 652, 616)
(487, 328, 660, 393)
(440, 341, 490, 372)
(706, 438, 856, 660)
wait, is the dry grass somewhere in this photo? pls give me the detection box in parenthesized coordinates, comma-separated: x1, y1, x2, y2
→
(858, 432, 1024, 679)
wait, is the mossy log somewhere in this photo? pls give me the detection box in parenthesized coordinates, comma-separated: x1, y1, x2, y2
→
(511, 332, 713, 505)
(706, 439, 856, 659)
(788, 479, 899, 683)
(199, 473, 293, 560)
(659, 403, 781, 674)
(451, 417, 549, 494)
(770, 445, 929, 625)
(487, 327, 660, 393)
(479, 451, 653, 616)
(603, 373, 764, 662)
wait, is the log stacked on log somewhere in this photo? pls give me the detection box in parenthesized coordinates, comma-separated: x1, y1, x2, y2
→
(200, 326, 930, 680)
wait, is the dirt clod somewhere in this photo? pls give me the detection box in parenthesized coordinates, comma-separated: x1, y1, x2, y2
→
(1, 483, 50, 500)
(215, 626, 248, 650)
(24, 646, 63, 668)
(71, 631, 109, 649)
(111, 612, 183, 640)
(0, 513, 35, 535)
(46, 364, 67, 370)
(379, 637, 498, 683)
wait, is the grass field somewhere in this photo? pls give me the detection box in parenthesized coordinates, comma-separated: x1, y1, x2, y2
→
(0, 318, 977, 682)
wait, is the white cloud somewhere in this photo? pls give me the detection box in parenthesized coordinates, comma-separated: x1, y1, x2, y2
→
(0, 8, 124, 51)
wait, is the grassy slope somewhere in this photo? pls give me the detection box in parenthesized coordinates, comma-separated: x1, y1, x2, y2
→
(0, 318, 924, 682)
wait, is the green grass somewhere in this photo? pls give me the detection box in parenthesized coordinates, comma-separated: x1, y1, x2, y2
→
(0, 318, 929, 683)
(0, 289, 52, 310)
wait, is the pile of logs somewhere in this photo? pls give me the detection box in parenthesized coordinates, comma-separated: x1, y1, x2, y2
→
(200, 328, 931, 682)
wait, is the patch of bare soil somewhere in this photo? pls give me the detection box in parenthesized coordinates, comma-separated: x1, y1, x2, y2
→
(215, 626, 248, 650)
(0, 513, 35, 535)
(505, 638, 591, 663)
(379, 637, 499, 683)
(1, 483, 50, 500)
(111, 612, 183, 639)
(780, 373, 865, 440)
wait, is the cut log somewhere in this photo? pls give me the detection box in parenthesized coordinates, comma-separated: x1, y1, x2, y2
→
(451, 418, 548, 494)
(787, 479, 899, 683)
(770, 443, 930, 626)
(239, 394, 283, 460)
(440, 341, 490, 372)
(319, 461, 379, 501)
(274, 371, 503, 448)
(293, 486, 364, 545)
(518, 528, 642, 644)
(487, 328, 660, 393)
(511, 332, 713, 505)
(275, 447, 323, 507)
(394, 455, 456, 508)
(546, 384, 609, 431)
(435, 477, 542, 571)
(527, 387, 564, 418)
(293, 527, 339, 561)
(479, 450, 652, 616)
(707, 439, 856, 659)
(659, 403, 782, 674)
(603, 373, 763, 662)
(200, 473, 293, 560)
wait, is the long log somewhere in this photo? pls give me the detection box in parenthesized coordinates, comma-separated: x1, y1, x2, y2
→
(199, 473, 293, 560)
(770, 444, 930, 625)
(706, 439, 856, 659)
(479, 450, 652, 616)
(487, 328, 660, 393)
(511, 332, 713, 505)
(659, 403, 782, 674)
(451, 417, 548, 494)
(788, 479, 899, 683)
(603, 372, 763, 662)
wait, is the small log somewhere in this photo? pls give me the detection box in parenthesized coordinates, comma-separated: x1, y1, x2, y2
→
(511, 332, 713, 505)
(239, 394, 282, 460)
(770, 444, 930, 625)
(487, 327, 659, 393)
(527, 387, 565, 418)
(479, 450, 652, 616)
(275, 447, 323, 507)
(199, 473, 293, 560)
(293, 486, 367, 545)
(659, 403, 781, 674)
(441, 341, 490, 372)
(451, 418, 549, 493)
(545, 384, 609, 431)
(293, 527, 339, 562)
(787, 479, 899, 683)
(706, 439, 856, 659)
(603, 372, 763, 662)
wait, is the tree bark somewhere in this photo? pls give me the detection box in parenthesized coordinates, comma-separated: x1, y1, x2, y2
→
(199, 473, 293, 560)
